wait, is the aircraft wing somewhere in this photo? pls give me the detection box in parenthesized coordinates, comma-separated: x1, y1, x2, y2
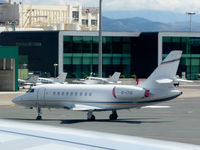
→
(71, 104, 102, 110)
(176, 78, 193, 83)
(0, 119, 200, 150)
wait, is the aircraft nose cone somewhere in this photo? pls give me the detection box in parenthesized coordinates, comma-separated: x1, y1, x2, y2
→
(12, 96, 22, 104)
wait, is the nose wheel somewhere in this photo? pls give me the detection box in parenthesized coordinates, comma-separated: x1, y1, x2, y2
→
(87, 111, 95, 121)
(109, 110, 118, 120)
(36, 107, 42, 120)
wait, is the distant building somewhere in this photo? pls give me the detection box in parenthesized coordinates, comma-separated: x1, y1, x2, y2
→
(0, 0, 99, 31)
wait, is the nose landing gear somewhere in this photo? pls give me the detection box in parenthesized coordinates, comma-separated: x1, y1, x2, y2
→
(36, 107, 42, 120)
(87, 111, 95, 121)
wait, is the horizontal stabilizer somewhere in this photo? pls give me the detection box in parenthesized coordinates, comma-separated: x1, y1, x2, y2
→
(71, 104, 102, 111)
(155, 79, 173, 84)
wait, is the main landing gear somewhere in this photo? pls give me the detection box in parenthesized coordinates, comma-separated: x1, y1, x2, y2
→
(87, 111, 95, 121)
(87, 110, 118, 121)
(36, 107, 42, 120)
(109, 110, 118, 120)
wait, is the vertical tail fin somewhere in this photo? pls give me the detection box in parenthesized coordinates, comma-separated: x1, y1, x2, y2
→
(107, 72, 121, 83)
(139, 50, 182, 89)
(54, 72, 67, 83)
(27, 76, 39, 84)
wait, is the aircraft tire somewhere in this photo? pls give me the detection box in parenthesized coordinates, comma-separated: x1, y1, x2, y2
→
(36, 115, 42, 120)
(109, 114, 118, 120)
(88, 115, 95, 121)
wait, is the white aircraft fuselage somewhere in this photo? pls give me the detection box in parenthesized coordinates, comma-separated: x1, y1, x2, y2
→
(13, 84, 181, 111)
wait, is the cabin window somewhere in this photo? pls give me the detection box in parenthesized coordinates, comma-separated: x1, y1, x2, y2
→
(80, 92, 83, 96)
(84, 92, 87, 96)
(70, 92, 73, 96)
(62, 92, 64, 96)
(89, 92, 92, 96)
(57, 92, 60, 96)
(66, 92, 69, 96)
(75, 92, 78, 96)
(53, 92, 56, 95)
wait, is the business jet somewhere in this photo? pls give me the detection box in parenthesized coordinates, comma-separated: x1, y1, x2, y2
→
(1, 119, 199, 150)
(18, 76, 39, 88)
(36, 72, 67, 85)
(75, 72, 121, 84)
(13, 51, 182, 121)
(19, 72, 67, 88)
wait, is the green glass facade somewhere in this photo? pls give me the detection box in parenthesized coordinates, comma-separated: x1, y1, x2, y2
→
(163, 36, 200, 79)
(63, 36, 132, 78)
(0, 31, 200, 80)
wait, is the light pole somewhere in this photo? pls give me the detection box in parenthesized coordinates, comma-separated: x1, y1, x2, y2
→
(23, 63, 27, 79)
(186, 12, 196, 32)
(54, 63, 58, 77)
(186, 12, 196, 80)
(98, 0, 102, 77)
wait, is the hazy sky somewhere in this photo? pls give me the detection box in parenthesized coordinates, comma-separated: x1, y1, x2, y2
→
(13, 0, 200, 13)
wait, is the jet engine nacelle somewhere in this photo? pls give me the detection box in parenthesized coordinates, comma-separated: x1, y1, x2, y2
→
(113, 86, 149, 100)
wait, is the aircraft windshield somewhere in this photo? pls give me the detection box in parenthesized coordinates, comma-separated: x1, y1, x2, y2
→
(27, 88, 35, 93)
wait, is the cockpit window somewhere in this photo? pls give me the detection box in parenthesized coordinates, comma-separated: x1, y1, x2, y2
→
(27, 88, 35, 93)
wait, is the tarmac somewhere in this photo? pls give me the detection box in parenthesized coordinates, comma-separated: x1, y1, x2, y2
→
(0, 84, 200, 145)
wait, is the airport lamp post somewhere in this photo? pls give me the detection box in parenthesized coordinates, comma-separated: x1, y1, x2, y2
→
(186, 12, 196, 79)
(23, 63, 27, 79)
(186, 12, 196, 32)
(98, 0, 102, 78)
(54, 64, 58, 77)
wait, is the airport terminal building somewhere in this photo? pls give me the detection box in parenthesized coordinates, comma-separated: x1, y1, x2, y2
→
(0, 31, 200, 80)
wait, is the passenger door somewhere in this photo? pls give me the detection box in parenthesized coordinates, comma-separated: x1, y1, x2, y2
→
(37, 88, 46, 106)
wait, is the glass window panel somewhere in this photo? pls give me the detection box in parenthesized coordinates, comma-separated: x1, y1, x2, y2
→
(64, 56, 72, 64)
(82, 57, 91, 64)
(64, 36, 72, 42)
(122, 57, 130, 64)
(92, 56, 98, 64)
(191, 58, 199, 66)
(103, 37, 112, 54)
(112, 57, 121, 64)
(92, 37, 98, 53)
(82, 36, 92, 53)
(73, 57, 82, 64)
(122, 44, 131, 53)
(73, 36, 82, 44)
(103, 57, 111, 64)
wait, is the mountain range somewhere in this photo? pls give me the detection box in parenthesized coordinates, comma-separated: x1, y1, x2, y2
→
(102, 16, 200, 32)
(102, 10, 200, 32)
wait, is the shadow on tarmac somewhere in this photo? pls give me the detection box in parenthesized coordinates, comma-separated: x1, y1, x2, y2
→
(3, 117, 172, 124)
(61, 118, 172, 124)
